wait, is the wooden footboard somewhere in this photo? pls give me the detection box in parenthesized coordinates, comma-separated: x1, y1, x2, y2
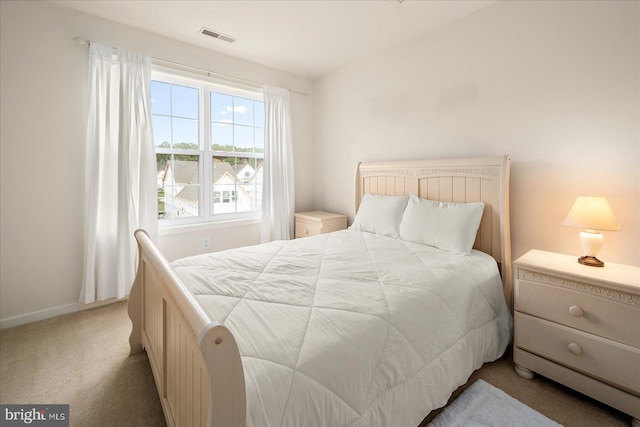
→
(128, 229, 246, 427)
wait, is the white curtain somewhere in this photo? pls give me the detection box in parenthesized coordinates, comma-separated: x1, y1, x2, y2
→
(81, 44, 157, 304)
(260, 85, 295, 243)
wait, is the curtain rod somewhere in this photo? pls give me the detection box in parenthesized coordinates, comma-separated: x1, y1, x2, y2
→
(73, 37, 310, 97)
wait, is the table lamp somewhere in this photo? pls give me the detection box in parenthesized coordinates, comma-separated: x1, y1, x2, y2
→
(563, 196, 620, 267)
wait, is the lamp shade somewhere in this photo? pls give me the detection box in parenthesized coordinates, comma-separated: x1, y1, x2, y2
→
(563, 196, 620, 231)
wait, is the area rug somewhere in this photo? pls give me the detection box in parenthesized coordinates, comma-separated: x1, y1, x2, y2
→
(429, 379, 563, 427)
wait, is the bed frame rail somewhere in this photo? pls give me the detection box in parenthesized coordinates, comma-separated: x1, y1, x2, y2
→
(128, 229, 245, 427)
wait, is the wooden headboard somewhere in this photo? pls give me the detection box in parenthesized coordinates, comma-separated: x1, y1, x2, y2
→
(355, 155, 512, 309)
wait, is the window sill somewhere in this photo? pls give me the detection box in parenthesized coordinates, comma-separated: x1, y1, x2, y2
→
(158, 217, 262, 236)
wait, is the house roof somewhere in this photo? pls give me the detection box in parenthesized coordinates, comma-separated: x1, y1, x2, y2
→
(233, 163, 254, 173)
(176, 161, 257, 204)
(176, 185, 199, 203)
(172, 160, 199, 185)
(173, 160, 260, 204)
(213, 160, 236, 183)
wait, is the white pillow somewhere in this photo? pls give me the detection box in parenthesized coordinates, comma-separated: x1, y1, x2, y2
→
(350, 194, 409, 238)
(399, 193, 485, 255)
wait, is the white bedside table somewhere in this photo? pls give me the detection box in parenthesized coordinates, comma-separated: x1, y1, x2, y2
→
(294, 211, 347, 238)
(513, 249, 640, 426)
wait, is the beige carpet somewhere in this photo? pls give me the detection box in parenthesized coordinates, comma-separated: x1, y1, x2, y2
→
(0, 302, 165, 426)
(0, 301, 632, 427)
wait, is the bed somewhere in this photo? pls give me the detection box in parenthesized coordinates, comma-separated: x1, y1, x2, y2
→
(128, 155, 513, 427)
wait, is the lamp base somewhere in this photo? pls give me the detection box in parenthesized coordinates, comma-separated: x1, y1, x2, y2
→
(578, 256, 604, 267)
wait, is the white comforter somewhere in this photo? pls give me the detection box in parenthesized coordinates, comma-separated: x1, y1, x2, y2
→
(173, 230, 512, 427)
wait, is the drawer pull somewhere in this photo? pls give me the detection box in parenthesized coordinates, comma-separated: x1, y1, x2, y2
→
(568, 305, 584, 317)
(567, 342, 582, 355)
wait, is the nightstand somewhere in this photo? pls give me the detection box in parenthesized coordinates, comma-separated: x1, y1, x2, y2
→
(294, 211, 347, 238)
(513, 249, 640, 426)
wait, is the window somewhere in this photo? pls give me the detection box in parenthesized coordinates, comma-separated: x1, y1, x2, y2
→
(151, 71, 264, 225)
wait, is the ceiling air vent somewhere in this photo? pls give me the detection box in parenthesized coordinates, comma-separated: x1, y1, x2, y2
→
(200, 27, 236, 44)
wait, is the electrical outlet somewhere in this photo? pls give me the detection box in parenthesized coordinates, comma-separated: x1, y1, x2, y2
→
(202, 238, 210, 249)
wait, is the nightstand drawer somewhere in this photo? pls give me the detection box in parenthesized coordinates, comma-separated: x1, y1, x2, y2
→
(295, 220, 322, 238)
(294, 211, 347, 238)
(516, 279, 640, 347)
(515, 312, 640, 395)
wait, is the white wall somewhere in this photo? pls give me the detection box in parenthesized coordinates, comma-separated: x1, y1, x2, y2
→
(158, 221, 262, 262)
(0, 0, 314, 327)
(314, 0, 639, 266)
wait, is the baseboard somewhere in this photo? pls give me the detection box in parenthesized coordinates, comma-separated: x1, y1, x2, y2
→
(0, 297, 126, 330)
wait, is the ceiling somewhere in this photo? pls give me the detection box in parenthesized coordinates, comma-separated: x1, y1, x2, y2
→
(52, 0, 499, 79)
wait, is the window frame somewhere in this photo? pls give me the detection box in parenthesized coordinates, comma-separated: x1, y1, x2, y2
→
(152, 67, 265, 228)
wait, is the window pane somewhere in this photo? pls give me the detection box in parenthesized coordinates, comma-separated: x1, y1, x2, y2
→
(234, 125, 253, 152)
(235, 157, 259, 213)
(256, 159, 263, 211)
(172, 85, 198, 119)
(173, 184, 199, 217)
(255, 101, 265, 128)
(254, 127, 264, 153)
(234, 97, 254, 126)
(211, 123, 233, 151)
(163, 186, 177, 219)
(163, 155, 199, 218)
(150, 81, 171, 115)
(211, 92, 233, 123)
(152, 115, 171, 148)
(173, 154, 199, 184)
(234, 158, 254, 184)
(172, 117, 199, 150)
(212, 157, 236, 215)
(156, 153, 171, 218)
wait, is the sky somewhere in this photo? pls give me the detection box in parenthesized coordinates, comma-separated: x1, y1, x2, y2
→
(150, 80, 264, 152)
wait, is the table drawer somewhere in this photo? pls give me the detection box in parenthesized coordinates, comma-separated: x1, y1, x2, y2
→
(295, 220, 322, 238)
(515, 312, 640, 395)
(516, 279, 640, 347)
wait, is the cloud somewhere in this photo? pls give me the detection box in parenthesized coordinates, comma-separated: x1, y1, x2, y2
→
(225, 105, 248, 115)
